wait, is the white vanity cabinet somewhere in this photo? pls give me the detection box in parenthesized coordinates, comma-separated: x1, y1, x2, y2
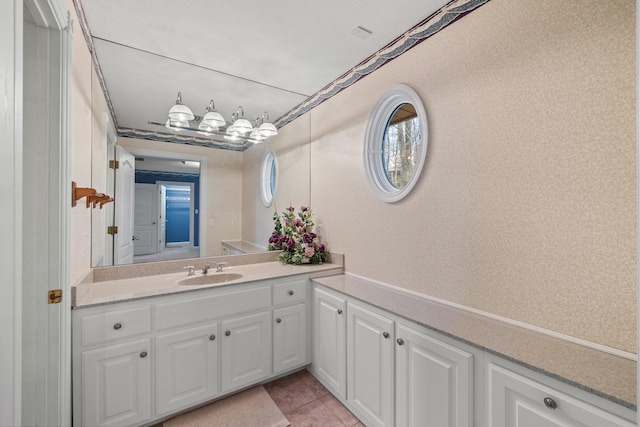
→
(347, 301, 395, 427)
(155, 322, 219, 417)
(312, 284, 477, 427)
(221, 310, 272, 393)
(72, 304, 153, 427)
(73, 274, 314, 427)
(486, 357, 636, 427)
(273, 278, 309, 374)
(312, 285, 347, 399)
(395, 321, 474, 427)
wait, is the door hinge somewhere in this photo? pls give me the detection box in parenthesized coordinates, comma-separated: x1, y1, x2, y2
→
(109, 160, 119, 169)
(48, 289, 62, 304)
(107, 225, 118, 235)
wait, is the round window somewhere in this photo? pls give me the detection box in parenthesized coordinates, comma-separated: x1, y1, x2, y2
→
(260, 151, 277, 207)
(364, 84, 428, 203)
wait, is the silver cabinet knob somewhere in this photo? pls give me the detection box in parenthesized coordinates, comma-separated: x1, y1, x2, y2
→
(276, 318, 282, 323)
(209, 335, 216, 341)
(113, 323, 122, 330)
(225, 331, 231, 336)
(140, 351, 148, 358)
(132, 236, 140, 241)
(397, 338, 404, 346)
(543, 397, 557, 409)
(382, 332, 389, 339)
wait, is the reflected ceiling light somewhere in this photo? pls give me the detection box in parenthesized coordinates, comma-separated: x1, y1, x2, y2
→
(197, 121, 218, 135)
(155, 94, 278, 145)
(168, 92, 195, 121)
(201, 100, 226, 128)
(165, 119, 189, 130)
(250, 117, 267, 143)
(258, 112, 278, 137)
(231, 106, 253, 134)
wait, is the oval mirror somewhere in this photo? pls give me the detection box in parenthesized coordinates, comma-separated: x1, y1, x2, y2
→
(364, 84, 428, 203)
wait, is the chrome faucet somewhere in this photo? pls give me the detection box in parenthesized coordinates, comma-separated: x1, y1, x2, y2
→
(202, 264, 211, 274)
(216, 262, 228, 272)
(183, 265, 196, 276)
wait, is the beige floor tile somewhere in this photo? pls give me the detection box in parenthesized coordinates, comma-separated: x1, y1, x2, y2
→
(265, 375, 318, 414)
(286, 399, 345, 427)
(320, 394, 361, 426)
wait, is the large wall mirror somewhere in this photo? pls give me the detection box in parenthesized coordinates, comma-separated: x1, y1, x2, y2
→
(90, 95, 311, 267)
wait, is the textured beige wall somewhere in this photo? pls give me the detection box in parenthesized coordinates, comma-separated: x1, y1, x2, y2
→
(308, 0, 636, 352)
(243, 114, 311, 246)
(118, 138, 243, 257)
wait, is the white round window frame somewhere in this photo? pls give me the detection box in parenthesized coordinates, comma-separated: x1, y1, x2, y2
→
(260, 150, 277, 207)
(363, 84, 428, 203)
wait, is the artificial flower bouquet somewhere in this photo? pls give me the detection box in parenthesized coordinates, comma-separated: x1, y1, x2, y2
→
(268, 205, 328, 265)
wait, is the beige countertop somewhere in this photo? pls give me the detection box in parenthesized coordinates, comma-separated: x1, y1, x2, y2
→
(312, 274, 636, 410)
(73, 252, 343, 308)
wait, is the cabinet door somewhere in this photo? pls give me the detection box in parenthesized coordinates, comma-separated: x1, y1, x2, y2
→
(488, 362, 635, 427)
(274, 303, 308, 374)
(156, 323, 219, 416)
(396, 323, 473, 427)
(312, 286, 347, 398)
(81, 338, 151, 427)
(347, 302, 395, 427)
(221, 311, 272, 393)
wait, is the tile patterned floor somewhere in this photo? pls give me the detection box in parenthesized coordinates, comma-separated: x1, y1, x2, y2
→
(264, 370, 364, 427)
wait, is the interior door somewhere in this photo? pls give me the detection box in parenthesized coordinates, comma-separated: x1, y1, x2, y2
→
(159, 184, 166, 252)
(134, 183, 159, 255)
(114, 145, 135, 265)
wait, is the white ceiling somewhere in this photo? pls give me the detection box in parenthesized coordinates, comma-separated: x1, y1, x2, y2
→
(77, 0, 450, 147)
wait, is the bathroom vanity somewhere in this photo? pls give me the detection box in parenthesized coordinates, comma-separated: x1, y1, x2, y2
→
(71, 256, 342, 427)
(72, 255, 636, 427)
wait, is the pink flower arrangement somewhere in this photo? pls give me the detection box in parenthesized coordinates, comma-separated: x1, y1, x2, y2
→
(268, 205, 328, 265)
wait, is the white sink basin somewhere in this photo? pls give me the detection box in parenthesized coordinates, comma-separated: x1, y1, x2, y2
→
(179, 273, 243, 286)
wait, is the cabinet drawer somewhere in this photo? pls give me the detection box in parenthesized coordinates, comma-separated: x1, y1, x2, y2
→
(156, 285, 271, 331)
(273, 279, 307, 306)
(80, 306, 151, 347)
(487, 362, 635, 427)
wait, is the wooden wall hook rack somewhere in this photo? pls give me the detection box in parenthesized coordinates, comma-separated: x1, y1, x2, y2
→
(72, 181, 114, 209)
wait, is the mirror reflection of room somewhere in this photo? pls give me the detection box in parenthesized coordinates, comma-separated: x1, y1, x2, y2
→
(132, 156, 200, 263)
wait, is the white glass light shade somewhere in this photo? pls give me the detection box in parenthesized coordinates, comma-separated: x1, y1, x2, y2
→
(258, 122, 278, 137)
(202, 111, 226, 127)
(249, 128, 267, 143)
(168, 92, 195, 121)
(202, 99, 226, 127)
(232, 117, 253, 134)
(224, 129, 243, 142)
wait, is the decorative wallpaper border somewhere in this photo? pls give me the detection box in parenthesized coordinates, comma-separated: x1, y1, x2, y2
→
(74, 0, 490, 151)
(274, 0, 490, 128)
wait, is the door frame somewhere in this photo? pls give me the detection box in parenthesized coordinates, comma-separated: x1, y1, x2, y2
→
(157, 181, 196, 249)
(125, 147, 207, 258)
(1, 0, 72, 425)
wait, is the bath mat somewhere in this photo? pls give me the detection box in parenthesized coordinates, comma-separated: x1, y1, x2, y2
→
(163, 385, 290, 427)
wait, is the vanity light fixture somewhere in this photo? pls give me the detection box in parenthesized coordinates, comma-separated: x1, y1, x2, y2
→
(249, 118, 267, 143)
(168, 92, 195, 121)
(201, 99, 226, 128)
(230, 106, 253, 134)
(153, 93, 279, 146)
(258, 112, 278, 137)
